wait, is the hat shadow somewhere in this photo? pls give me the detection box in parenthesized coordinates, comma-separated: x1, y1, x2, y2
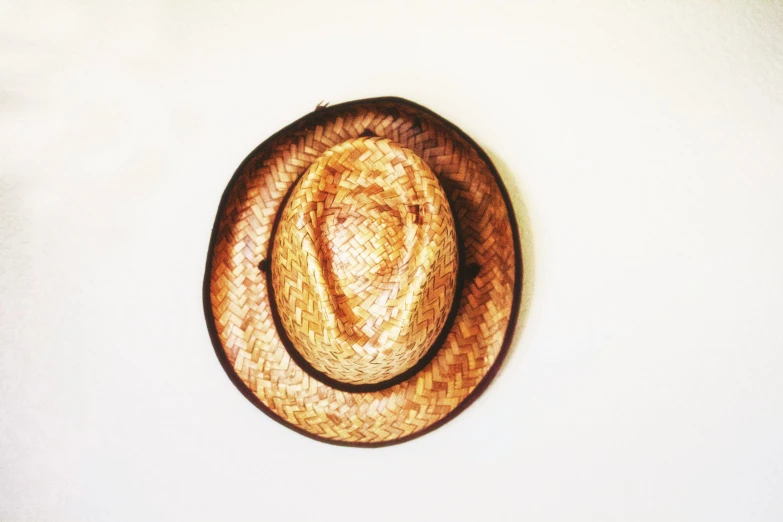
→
(481, 147, 536, 382)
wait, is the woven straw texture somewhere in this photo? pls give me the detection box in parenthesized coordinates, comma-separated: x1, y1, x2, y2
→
(271, 137, 458, 386)
(206, 98, 520, 445)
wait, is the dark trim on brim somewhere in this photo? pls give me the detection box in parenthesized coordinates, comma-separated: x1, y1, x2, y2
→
(202, 96, 524, 448)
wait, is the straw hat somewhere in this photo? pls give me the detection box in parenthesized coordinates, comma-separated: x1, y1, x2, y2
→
(204, 97, 523, 446)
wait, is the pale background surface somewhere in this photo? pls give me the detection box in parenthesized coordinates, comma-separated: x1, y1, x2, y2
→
(2, 1, 783, 520)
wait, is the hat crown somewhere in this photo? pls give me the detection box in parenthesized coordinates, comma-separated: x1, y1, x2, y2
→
(271, 137, 458, 386)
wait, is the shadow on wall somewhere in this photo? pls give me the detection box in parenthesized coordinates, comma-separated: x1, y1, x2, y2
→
(484, 147, 536, 381)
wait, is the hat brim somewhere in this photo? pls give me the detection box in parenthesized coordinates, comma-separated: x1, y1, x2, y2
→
(204, 97, 523, 447)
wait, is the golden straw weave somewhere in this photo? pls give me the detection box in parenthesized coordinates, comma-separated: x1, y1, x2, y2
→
(204, 97, 522, 446)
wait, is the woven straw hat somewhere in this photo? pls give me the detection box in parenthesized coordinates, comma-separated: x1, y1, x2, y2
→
(204, 97, 522, 446)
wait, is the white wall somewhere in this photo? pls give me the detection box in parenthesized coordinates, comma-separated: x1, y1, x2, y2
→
(2, 1, 783, 520)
